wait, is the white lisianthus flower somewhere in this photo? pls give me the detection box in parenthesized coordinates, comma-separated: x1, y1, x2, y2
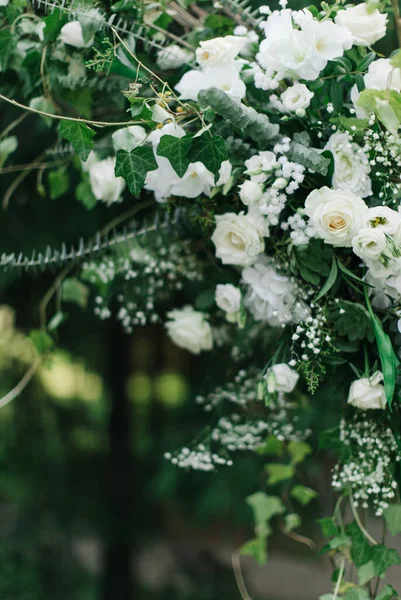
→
(165, 306, 213, 354)
(242, 256, 297, 326)
(364, 59, 401, 92)
(0, 0, 9, 6)
(335, 4, 388, 47)
(304, 186, 369, 247)
(325, 131, 372, 198)
(347, 371, 387, 410)
(215, 284, 241, 322)
(238, 180, 264, 206)
(112, 126, 147, 152)
(211, 212, 265, 266)
(88, 156, 125, 204)
(156, 44, 192, 70)
(352, 228, 387, 261)
(215, 160, 232, 186)
(59, 21, 93, 48)
(195, 35, 246, 68)
(280, 83, 313, 116)
(170, 162, 215, 198)
(175, 65, 246, 102)
(266, 363, 299, 393)
(365, 206, 401, 238)
(295, 10, 353, 61)
(245, 151, 278, 183)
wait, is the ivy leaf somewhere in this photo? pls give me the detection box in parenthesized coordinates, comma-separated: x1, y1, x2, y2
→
(315, 257, 338, 301)
(43, 9, 68, 42)
(157, 134, 192, 177)
(115, 147, 158, 197)
(383, 504, 401, 536)
(290, 485, 317, 506)
(344, 589, 370, 600)
(346, 521, 373, 568)
(62, 278, 89, 309)
(317, 517, 339, 538)
(191, 135, 228, 176)
(358, 561, 375, 585)
(246, 492, 285, 524)
(284, 513, 301, 533)
(48, 168, 69, 200)
(59, 121, 95, 162)
(241, 537, 268, 565)
(376, 585, 399, 600)
(288, 441, 312, 465)
(0, 30, 15, 72)
(371, 545, 401, 576)
(265, 463, 295, 485)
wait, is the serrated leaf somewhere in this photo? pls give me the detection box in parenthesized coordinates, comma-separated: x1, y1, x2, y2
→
(191, 135, 228, 176)
(290, 485, 317, 506)
(289, 142, 331, 176)
(240, 537, 267, 565)
(376, 584, 398, 600)
(198, 87, 279, 143)
(115, 147, 158, 197)
(59, 121, 95, 162)
(288, 441, 312, 465)
(246, 492, 285, 524)
(346, 521, 373, 567)
(383, 505, 401, 536)
(157, 134, 192, 177)
(344, 588, 370, 600)
(371, 545, 401, 576)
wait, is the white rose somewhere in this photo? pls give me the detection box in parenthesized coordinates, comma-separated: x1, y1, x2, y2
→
(196, 35, 246, 69)
(325, 131, 371, 198)
(165, 306, 213, 354)
(212, 212, 265, 266)
(156, 44, 192, 70)
(215, 284, 241, 322)
(59, 21, 93, 48)
(347, 371, 387, 410)
(304, 186, 369, 247)
(335, 4, 387, 47)
(175, 65, 246, 102)
(352, 228, 387, 261)
(88, 156, 125, 204)
(112, 126, 147, 152)
(266, 363, 299, 393)
(238, 180, 264, 206)
(280, 83, 314, 114)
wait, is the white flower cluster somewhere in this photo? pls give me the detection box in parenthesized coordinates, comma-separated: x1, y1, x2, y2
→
(332, 415, 400, 515)
(289, 302, 331, 366)
(270, 83, 314, 118)
(164, 446, 233, 472)
(195, 367, 262, 411)
(175, 35, 246, 102)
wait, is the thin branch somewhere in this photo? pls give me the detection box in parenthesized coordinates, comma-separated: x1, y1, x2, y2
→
(0, 112, 28, 141)
(0, 357, 41, 410)
(232, 551, 253, 600)
(393, 0, 401, 47)
(349, 491, 379, 546)
(333, 557, 345, 600)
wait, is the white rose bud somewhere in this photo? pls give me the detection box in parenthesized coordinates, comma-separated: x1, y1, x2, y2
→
(347, 371, 387, 410)
(280, 83, 314, 113)
(238, 180, 263, 206)
(59, 21, 93, 48)
(211, 212, 265, 266)
(165, 306, 213, 354)
(215, 284, 241, 322)
(352, 228, 387, 261)
(266, 363, 299, 394)
(195, 35, 246, 68)
(335, 4, 387, 47)
(304, 186, 369, 247)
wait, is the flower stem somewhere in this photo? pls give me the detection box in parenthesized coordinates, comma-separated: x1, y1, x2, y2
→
(392, 0, 401, 47)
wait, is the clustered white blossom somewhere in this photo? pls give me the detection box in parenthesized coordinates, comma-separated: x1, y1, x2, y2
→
(332, 415, 400, 515)
(164, 446, 233, 472)
(195, 367, 261, 411)
(289, 302, 331, 366)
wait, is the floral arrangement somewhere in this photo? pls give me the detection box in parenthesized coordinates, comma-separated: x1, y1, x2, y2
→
(2, 0, 401, 597)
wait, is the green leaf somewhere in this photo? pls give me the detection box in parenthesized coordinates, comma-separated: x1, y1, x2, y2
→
(47, 312, 68, 332)
(48, 168, 69, 200)
(391, 50, 401, 69)
(198, 87, 279, 143)
(289, 142, 331, 176)
(76, 178, 97, 210)
(240, 537, 267, 565)
(317, 517, 339, 538)
(338, 116, 369, 134)
(59, 121, 95, 162)
(330, 80, 343, 113)
(288, 441, 312, 465)
(191, 135, 228, 176)
(358, 561, 375, 585)
(0, 136, 17, 168)
(62, 278, 89, 309)
(344, 588, 370, 600)
(246, 492, 285, 524)
(257, 435, 284, 456)
(316, 258, 338, 301)
(346, 521, 373, 567)
(0, 30, 15, 72)
(265, 463, 295, 485)
(29, 96, 56, 127)
(157, 134, 192, 177)
(365, 290, 398, 407)
(29, 330, 54, 355)
(328, 533, 350, 550)
(376, 585, 398, 600)
(329, 301, 373, 342)
(357, 51, 376, 72)
(43, 9, 68, 42)
(284, 513, 301, 533)
(195, 288, 216, 310)
(115, 147, 158, 197)
(383, 504, 401, 536)
(371, 545, 401, 576)
(290, 485, 317, 506)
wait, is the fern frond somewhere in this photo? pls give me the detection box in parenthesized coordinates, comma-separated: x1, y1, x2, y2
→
(1, 207, 181, 274)
(223, 0, 261, 27)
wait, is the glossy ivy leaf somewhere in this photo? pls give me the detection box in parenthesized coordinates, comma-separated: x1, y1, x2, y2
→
(191, 135, 228, 176)
(376, 585, 399, 600)
(358, 560, 375, 586)
(115, 147, 158, 197)
(344, 588, 370, 600)
(198, 87, 279, 143)
(246, 492, 284, 525)
(265, 463, 295, 485)
(289, 142, 331, 176)
(317, 517, 339, 538)
(59, 121, 96, 162)
(241, 537, 268, 565)
(371, 545, 401, 576)
(290, 485, 317, 506)
(383, 504, 401, 536)
(346, 521, 373, 568)
(284, 513, 301, 533)
(62, 278, 89, 309)
(157, 134, 192, 177)
(288, 440, 312, 465)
